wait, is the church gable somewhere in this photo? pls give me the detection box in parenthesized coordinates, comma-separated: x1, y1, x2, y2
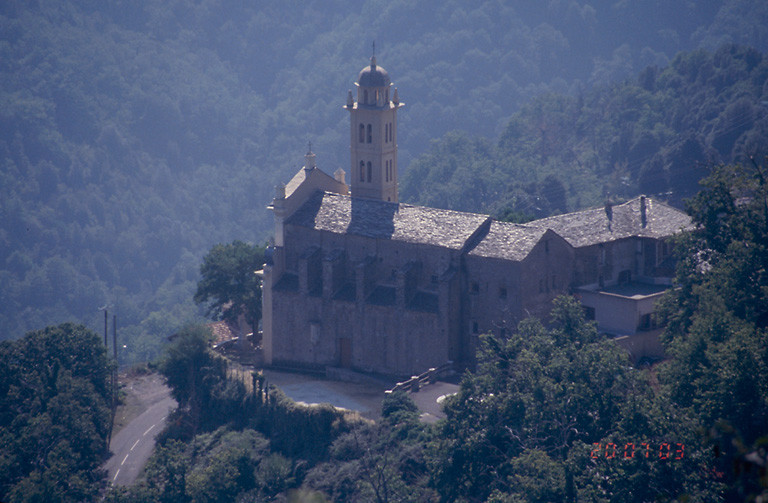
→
(467, 220, 549, 261)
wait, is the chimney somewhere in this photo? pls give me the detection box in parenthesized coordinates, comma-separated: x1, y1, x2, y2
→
(640, 196, 647, 228)
(304, 147, 316, 171)
(604, 201, 613, 221)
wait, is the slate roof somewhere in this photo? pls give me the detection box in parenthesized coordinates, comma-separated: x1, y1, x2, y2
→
(287, 191, 491, 250)
(529, 196, 692, 248)
(208, 320, 240, 345)
(468, 221, 548, 261)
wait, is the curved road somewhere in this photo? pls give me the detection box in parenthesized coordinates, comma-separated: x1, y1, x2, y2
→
(104, 388, 176, 486)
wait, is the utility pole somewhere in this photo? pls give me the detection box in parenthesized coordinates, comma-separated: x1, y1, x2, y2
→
(107, 314, 118, 450)
(113, 314, 118, 361)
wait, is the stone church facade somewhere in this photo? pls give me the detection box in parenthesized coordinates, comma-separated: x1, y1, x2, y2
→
(260, 57, 692, 377)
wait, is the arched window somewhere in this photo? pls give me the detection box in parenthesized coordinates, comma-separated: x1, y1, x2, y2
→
(384, 123, 389, 143)
(363, 90, 368, 104)
(375, 89, 379, 103)
(366, 124, 372, 143)
(358, 124, 364, 143)
(388, 122, 393, 142)
(367, 162, 372, 182)
(360, 161, 365, 182)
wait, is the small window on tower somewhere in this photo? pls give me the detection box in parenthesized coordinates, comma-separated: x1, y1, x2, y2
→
(367, 124, 372, 143)
(367, 162, 372, 182)
(499, 287, 507, 300)
(360, 161, 365, 182)
(364, 90, 368, 104)
(359, 124, 364, 143)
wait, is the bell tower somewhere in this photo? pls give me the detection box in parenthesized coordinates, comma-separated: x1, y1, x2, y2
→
(344, 52, 403, 203)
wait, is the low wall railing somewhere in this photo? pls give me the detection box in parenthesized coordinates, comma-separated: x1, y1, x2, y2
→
(385, 361, 453, 394)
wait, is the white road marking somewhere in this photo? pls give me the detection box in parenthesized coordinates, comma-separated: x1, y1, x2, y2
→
(121, 453, 130, 466)
(143, 424, 155, 436)
(113, 468, 120, 481)
(130, 438, 141, 451)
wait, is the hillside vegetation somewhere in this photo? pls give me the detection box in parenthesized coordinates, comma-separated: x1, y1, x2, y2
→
(403, 44, 768, 218)
(1, 0, 767, 361)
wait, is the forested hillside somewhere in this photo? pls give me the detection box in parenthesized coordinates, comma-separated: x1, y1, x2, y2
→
(403, 44, 768, 217)
(2, 0, 767, 361)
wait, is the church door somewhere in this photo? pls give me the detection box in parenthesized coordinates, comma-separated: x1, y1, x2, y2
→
(338, 338, 352, 368)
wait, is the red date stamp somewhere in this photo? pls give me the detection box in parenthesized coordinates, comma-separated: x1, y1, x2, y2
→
(591, 442, 685, 460)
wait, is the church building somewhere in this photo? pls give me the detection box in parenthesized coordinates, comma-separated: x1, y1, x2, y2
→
(260, 56, 692, 377)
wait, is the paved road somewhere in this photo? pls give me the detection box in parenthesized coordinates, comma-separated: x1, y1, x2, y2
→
(264, 369, 458, 423)
(104, 391, 176, 486)
(263, 369, 389, 420)
(408, 380, 460, 423)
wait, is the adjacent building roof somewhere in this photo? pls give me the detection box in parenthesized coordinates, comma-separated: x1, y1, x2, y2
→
(287, 191, 491, 250)
(529, 196, 692, 248)
(467, 221, 548, 261)
(208, 320, 240, 345)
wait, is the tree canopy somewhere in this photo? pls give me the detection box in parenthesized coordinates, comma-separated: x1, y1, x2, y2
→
(657, 160, 768, 500)
(0, 323, 112, 503)
(193, 241, 264, 330)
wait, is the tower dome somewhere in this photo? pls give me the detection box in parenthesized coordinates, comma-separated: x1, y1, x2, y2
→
(357, 56, 390, 87)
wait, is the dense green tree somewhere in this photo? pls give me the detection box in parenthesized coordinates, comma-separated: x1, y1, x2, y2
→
(157, 324, 250, 435)
(194, 241, 265, 331)
(303, 391, 436, 503)
(657, 160, 768, 500)
(430, 296, 710, 502)
(0, 323, 112, 502)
